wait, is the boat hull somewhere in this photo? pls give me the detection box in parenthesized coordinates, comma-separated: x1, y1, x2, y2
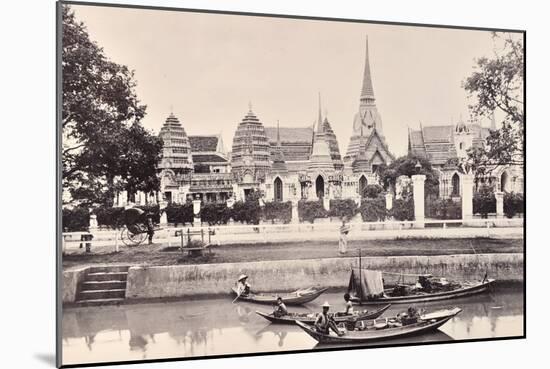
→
(231, 287, 328, 305)
(296, 307, 462, 344)
(354, 279, 495, 305)
(255, 304, 391, 325)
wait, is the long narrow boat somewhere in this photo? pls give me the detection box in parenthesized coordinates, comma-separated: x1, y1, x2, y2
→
(231, 286, 328, 305)
(352, 279, 495, 305)
(296, 307, 462, 344)
(255, 304, 391, 325)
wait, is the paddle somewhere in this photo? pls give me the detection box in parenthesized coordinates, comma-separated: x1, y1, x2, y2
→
(232, 287, 242, 304)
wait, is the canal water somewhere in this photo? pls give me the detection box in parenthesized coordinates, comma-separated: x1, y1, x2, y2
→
(62, 284, 523, 366)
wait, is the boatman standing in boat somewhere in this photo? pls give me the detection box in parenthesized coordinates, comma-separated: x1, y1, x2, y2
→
(315, 302, 345, 336)
(273, 297, 288, 317)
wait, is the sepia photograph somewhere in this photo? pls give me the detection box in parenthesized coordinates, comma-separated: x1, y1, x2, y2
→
(57, 1, 525, 367)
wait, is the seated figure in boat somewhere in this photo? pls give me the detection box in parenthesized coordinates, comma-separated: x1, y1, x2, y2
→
(273, 297, 288, 317)
(335, 293, 354, 317)
(314, 302, 345, 336)
(398, 306, 421, 325)
(236, 274, 251, 297)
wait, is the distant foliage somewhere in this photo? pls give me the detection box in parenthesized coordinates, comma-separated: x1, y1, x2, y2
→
(232, 199, 261, 224)
(201, 203, 231, 225)
(165, 202, 193, 226)
(364, 184, 384, 199)
(328, 199, 358, 219)
(390, 197, 414, 221)
(94, 206, 125, 229)
(504, 192, 524, 218)
(62, 207, 90, 232)
(427, 198, 462, 220)
(298, 200, 328, 223)
(263, 201, 292, 224)
(136, 205, 160, 224)
(473, 186, 496, 218)
(359, 196, 387, 222)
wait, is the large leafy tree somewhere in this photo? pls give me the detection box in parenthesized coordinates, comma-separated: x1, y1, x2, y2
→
(463, 32, 524, 176)
(379, 155, 440, 197)
(62, 6, 162, 206)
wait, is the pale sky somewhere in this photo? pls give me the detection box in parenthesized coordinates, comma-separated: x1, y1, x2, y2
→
(69, 4, 521, 157)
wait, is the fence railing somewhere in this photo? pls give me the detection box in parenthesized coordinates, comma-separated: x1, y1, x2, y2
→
(61, 217, 523, 253)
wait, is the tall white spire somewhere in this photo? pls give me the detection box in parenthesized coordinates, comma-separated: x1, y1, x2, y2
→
(360, 35, 375, 103)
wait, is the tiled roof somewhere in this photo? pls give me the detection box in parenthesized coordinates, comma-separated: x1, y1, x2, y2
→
(189, 136, 219, 152)
(265, 126, 313, 144)
(409, 123, 491, 165)
(192, 154, 228, 163)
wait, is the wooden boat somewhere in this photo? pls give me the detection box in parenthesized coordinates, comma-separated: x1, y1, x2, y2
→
(348, 266, 496, 305)
(351, 279, 496, 305)
(255, 304, 391, 325)
(295, 307, 462, 344)
(231, 286, 328, 305)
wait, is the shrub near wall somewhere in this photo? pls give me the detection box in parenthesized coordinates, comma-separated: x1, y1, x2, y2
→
(473, 186, 496, 218)
(426, 198, 462, 219)
(201, 203, 231, 225)
(263, 201, 292, 223)
(328, 199, 358, 219)
(62, 207, 90, 231)
(165, 202, 193, 226)
(298, 200, 327, 223)
(504, 192, 524, 218)
(390, 197, 414, 221)
(94, 206, 125, 229)
(360, 196, 387, 222)
(232, 199, 261, 224)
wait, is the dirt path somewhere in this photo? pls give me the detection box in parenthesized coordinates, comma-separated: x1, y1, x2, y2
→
(62, 237, 523, 269)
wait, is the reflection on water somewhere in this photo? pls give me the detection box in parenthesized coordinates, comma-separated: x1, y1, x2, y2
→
(62, 284, 523, 365)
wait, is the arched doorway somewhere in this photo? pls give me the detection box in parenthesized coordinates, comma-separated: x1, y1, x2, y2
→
(500, 171, 509, 192)
(451, 173, 460, 197)
(274, 177, 283, 202)
(359, 175, 368, 198)
(316, 175, 325, 199)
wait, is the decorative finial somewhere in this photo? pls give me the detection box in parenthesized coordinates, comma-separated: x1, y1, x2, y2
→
(318, 92, 322, 127)
(248, 101, 253, 112)
(277, 120, 281, 145)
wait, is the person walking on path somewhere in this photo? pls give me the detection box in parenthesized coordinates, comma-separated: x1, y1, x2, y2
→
(338, 218, 350, 254)
(146, 212, 155, 245)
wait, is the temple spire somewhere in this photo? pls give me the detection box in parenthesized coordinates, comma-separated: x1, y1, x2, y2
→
(317, 92, 323, 132)
(360, 35, 375, 102)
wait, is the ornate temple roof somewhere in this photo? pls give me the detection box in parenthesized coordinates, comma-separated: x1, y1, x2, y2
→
(158, 113, 194, 172)
(308, 114, 335, 173)
(408, 122, 490, 166)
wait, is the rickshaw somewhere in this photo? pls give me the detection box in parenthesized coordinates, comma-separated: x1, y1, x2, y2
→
(120, 208, 158, 246)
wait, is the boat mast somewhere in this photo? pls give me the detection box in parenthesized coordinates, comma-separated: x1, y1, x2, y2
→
(359, 248, 362, 301)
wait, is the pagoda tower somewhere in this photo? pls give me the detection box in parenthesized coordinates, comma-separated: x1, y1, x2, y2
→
(158, 113, 194, 174)
(230, 103, 271, 184)
(343, 36, 390, 171)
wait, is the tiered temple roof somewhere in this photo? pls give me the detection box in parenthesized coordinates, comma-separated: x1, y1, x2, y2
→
(231, 105, 272, 181)
(308, 117, 335, 173)
(158, 113, 194, 173)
